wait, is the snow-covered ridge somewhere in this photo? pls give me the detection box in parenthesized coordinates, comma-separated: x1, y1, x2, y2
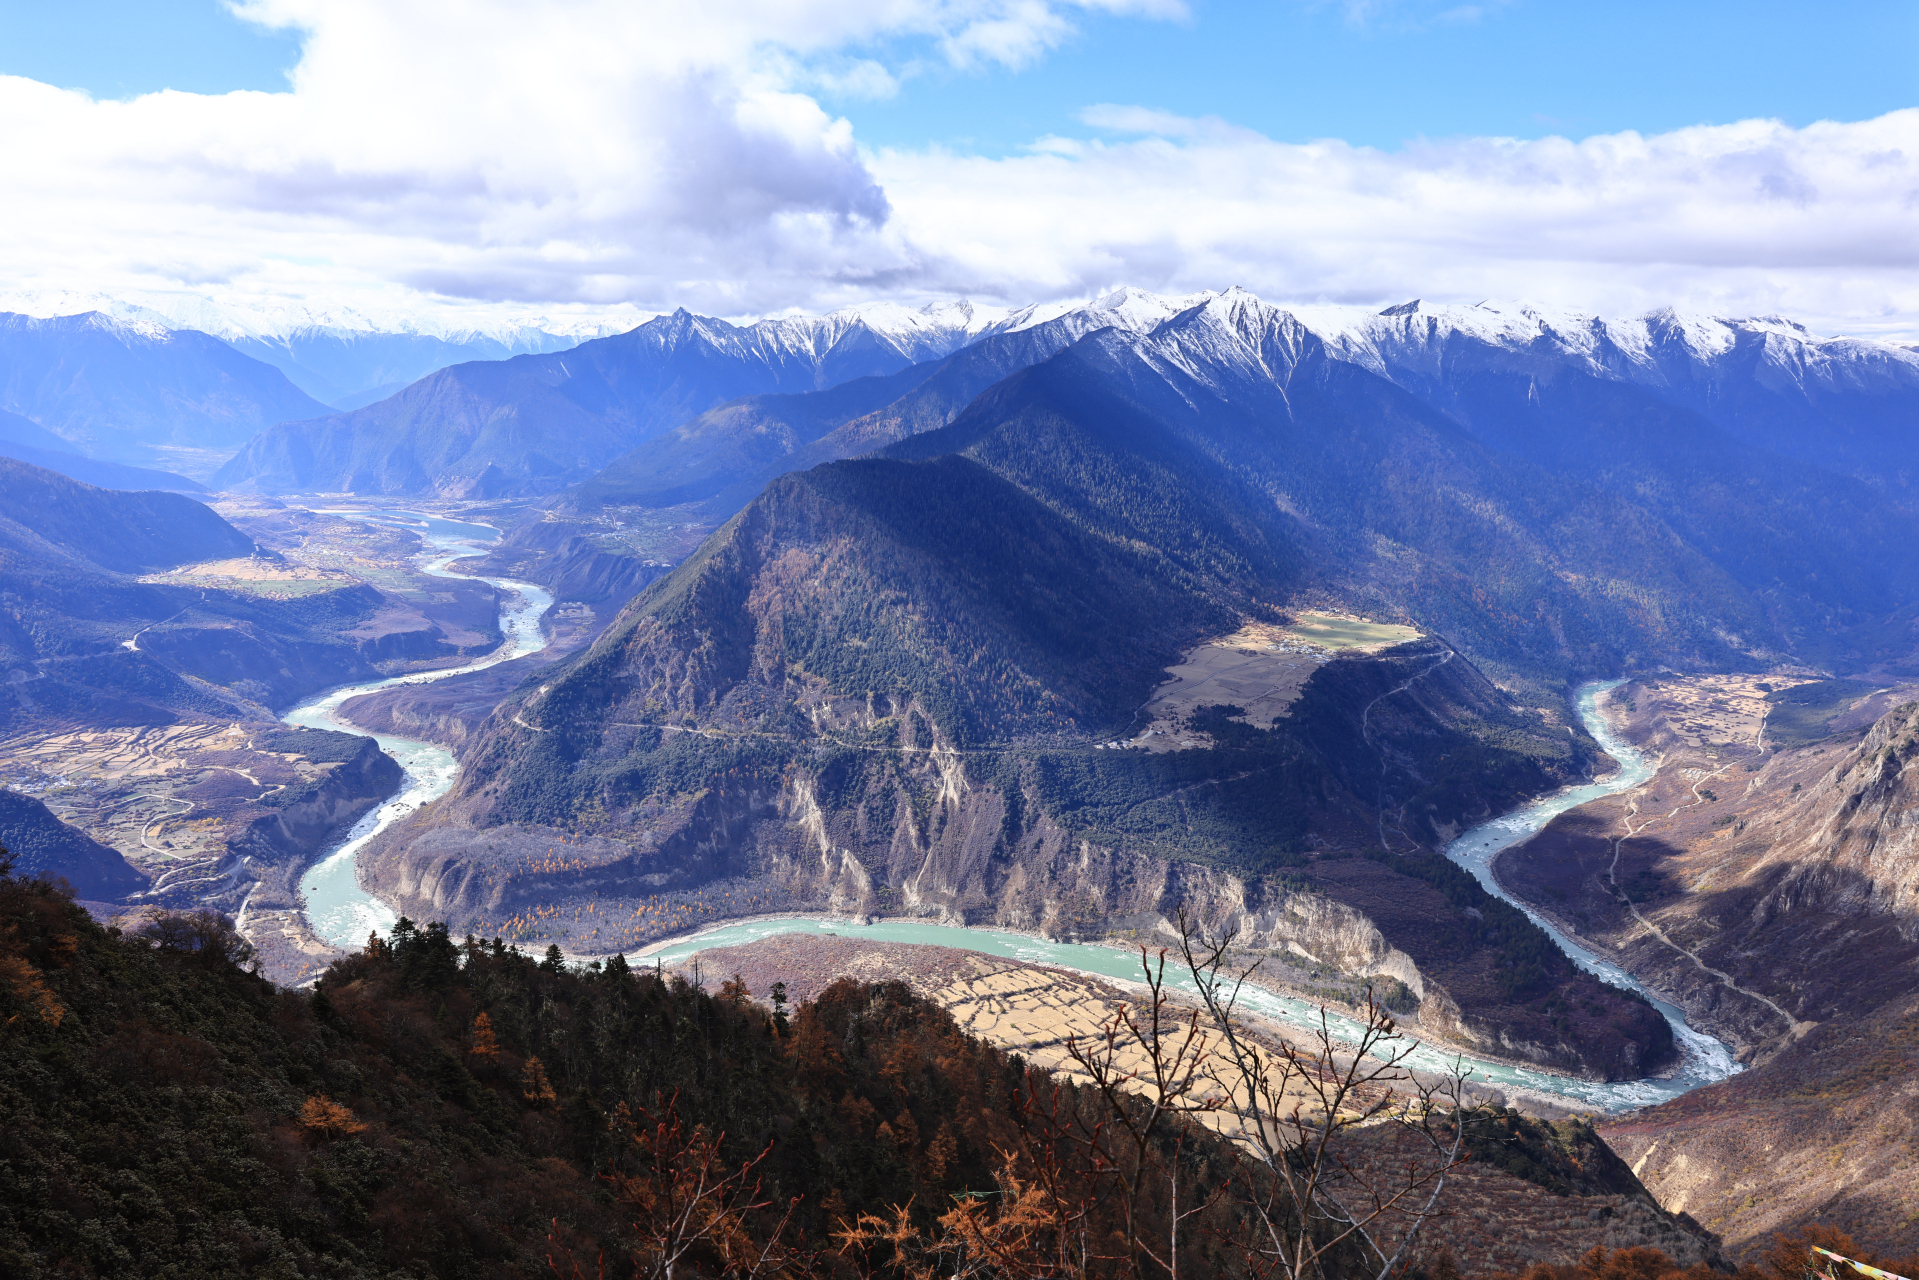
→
(11, 284, 1919, 395)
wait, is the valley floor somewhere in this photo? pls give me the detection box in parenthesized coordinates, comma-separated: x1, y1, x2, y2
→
(1492, 672, 1919, 1261)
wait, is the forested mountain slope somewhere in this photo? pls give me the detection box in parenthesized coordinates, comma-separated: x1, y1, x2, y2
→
(0, 867, 1711, 1279)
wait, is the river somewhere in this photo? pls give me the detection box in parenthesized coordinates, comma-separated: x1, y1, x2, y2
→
(288, 511, 552, 949)
(288, 521, 1737, 1112)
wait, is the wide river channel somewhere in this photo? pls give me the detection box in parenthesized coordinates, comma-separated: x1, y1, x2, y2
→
(289, 514, 1739, 1113)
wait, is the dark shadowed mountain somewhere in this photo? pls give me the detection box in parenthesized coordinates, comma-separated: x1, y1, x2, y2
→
(212, 303, 1010, 497)
(0, 789, 143, 900)
(0, 312, 330, 473)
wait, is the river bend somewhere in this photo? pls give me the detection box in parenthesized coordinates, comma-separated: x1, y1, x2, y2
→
(289, 534, 1736, 1112)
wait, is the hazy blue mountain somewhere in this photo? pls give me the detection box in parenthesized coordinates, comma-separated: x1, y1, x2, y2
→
(0, 312, 330, 474)
(210, 304, 1007, 497)
(0, 456, 251, 573)
(0, 409, 200, 488)
(0, 440, 204, 492)
(0, 407, 75, 454)
(0, 458, 383, 724)
(227, 326, 593, 410)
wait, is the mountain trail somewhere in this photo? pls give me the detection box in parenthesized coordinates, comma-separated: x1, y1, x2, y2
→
(1605, 762, 1814, 1039)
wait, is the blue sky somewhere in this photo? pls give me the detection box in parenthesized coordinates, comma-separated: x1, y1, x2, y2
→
(3, 0, 1918, 332)
(5, 0, 1914, 152)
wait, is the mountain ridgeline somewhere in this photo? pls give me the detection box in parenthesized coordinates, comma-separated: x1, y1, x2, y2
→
(419, 291, 1919, 685)
(341, 291, 1919, 1082)
(0, 311, 329, 473)
(0, 458, 407, 726)
(211, 302, 1006, 497)
(366, 452, 1675, 1080)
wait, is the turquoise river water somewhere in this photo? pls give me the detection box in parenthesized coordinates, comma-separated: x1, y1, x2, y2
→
(288, 518, 1737, 1113)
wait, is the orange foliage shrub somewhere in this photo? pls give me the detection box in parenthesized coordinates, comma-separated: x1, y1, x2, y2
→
(299, 1094, 367, 1139)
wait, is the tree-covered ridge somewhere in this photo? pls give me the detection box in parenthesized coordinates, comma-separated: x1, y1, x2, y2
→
(1, 861, 1721, 1280)
(522, 454, 1228, 751)
(0, 863, 1300, 1279)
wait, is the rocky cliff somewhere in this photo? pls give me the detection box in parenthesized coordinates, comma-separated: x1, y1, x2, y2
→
(1501, 690, 1919, 1063)
(227, 736, 403, 869)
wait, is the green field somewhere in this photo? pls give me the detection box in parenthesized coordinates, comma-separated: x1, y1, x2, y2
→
(1280, 613, 1422, 652)
(1763, 678, 1882, 747)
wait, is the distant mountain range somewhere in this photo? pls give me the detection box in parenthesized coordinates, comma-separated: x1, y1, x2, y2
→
(205, 287, 1919, 509)
(212, 300, 1012, 496)
(0, 312, 329, 477)
(0, 290, 634, 410)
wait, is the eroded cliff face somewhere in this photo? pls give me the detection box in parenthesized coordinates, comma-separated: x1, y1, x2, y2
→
(219, 738, 403, 983)
(1745, 700, 1919, 931)
(363, 689, 1661, 1081)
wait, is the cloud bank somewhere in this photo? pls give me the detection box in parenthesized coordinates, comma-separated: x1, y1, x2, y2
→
(2, 0, 1916, 336)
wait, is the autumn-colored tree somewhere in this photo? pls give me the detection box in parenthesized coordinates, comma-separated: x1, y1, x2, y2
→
(549, 1092, 812, 1280)
(299, 1094, 368, 1140)
(0, 852, 74, 1027)
(0, 950, 63, 1027)
(523, 1055, 559, 1108)
(719, 973, 752, 1006)
(470, 1010, 502, 1061)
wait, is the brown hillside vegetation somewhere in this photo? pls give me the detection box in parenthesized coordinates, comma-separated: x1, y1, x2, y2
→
(4, 855, 1719, 1280)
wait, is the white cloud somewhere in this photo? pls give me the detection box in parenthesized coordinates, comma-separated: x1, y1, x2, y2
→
(869, 110, 1919, 338)
(2, 0, 1918, 337)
